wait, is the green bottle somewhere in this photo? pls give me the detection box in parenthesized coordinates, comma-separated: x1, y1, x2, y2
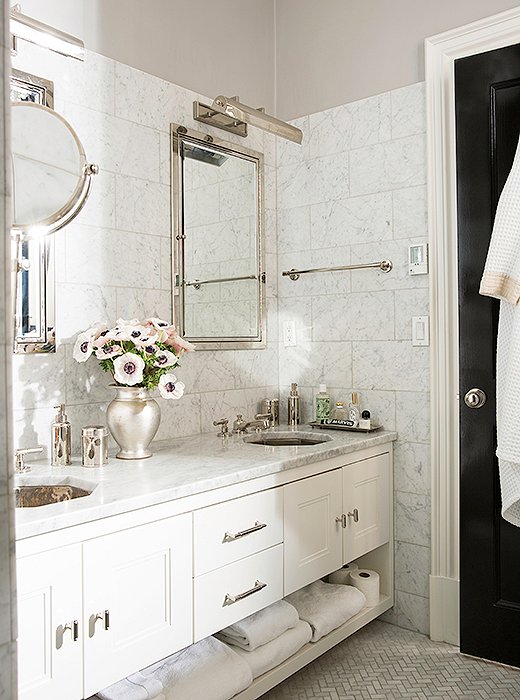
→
(315, 384, 331, 420)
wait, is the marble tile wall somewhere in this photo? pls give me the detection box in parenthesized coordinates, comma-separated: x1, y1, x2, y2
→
(0, 0, 17, 694)
(276, 82, 431, 634)
(10, 43, 278, 457)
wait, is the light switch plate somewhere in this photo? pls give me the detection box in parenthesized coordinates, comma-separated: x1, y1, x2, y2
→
(412, 316, 429, 346)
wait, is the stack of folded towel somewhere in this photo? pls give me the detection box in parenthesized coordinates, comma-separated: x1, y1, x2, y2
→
(96, 636, 252, 700)
(285, 579, 366, 642)
(215, 600, 312, 679)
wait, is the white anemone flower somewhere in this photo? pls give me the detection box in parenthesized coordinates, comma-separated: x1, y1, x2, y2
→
(154, 349, 178, 368)
(115, 318, 140, 327)
(73, 331, 95, 363)
(158, 373, 185, 400)
(129, 326, 160, 346)
(95, 344, 123, 360)
(147, 317, 173, 331)
(113, 352, 145, 386)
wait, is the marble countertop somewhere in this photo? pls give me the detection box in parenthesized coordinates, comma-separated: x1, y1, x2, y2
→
(15, 425, 397, 540)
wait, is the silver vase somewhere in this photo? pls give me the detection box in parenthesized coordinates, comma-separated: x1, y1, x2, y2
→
(106, 385, 160, 460)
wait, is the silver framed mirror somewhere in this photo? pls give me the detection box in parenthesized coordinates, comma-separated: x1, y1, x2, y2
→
(171, 123, 266, 350)
(10, 71, 98, 354)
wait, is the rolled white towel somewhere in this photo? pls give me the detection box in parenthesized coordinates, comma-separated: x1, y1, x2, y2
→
(142, 636, 252, 700)
(231, 620, 312, 679)
(215, 600, 299, 651)
(285, 580, 366, 642)
(96, 671, 164, 700)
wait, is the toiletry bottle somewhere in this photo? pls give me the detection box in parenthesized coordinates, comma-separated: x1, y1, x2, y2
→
(348, 392, 360, 427)
(333, 401, 348, 420)
(51, 404, 71, 466)
(359, 410, 371, 430)
(288, 383, 301, 426)
(315, 384, 331, 420)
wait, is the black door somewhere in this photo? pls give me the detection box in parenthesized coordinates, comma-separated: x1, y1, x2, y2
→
(456, 43, 520, 667)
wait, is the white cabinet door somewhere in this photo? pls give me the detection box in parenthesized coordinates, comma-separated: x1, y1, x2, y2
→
(17, 545, 82, 700)
(284, 470, 343, 595)
(342, 452, 390, 562)
(82, 513, 192, 697)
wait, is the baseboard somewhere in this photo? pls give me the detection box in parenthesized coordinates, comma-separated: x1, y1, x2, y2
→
(429, 575, 459, 645)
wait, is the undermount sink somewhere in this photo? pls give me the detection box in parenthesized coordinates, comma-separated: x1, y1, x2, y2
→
(243, 431, 332, 447)
(14, 478, 95, 508)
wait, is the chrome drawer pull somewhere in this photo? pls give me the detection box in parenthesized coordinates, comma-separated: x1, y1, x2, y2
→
(335, 514, 347, 528)
(223, 521, 267, 543)
(223, 580, 267, 607)
(348, 508, 359, 523)
(89, 609, 110, 637)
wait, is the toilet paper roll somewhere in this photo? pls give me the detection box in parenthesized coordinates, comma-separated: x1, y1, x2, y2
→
(349, 569, 380, 606)
(328, 562, 359, 585)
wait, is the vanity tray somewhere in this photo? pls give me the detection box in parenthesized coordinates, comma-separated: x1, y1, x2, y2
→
(308, 421, 383, 433)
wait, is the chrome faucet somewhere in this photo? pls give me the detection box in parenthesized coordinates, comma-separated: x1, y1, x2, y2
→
(233, 413, 272, 434)
(213, 418, 229, 438)
(15, 447, 43, 473)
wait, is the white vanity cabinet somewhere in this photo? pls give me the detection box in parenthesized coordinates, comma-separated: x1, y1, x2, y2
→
(283, 470, 343, 595)
(17, 545, 83, 700)
(82, 513, 192, 697)
(16, 438, 394, 700)
(283, 449, 391, 595)
(17, 513, 193, 700)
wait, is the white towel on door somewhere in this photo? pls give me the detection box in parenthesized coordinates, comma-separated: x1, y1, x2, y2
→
(215, 600, 299, 651)
(142, 636, 252, 700)
(285, 580, 366, 642)
(480, 132, 520, 526)
(230, 620, 312, 679)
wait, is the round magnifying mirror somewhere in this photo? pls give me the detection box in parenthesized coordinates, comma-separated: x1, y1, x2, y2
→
(11, 101, 97, 237)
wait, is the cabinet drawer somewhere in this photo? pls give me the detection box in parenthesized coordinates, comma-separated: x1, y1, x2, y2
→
(193, 488, 283, 575)
(194, 544, 283, 641)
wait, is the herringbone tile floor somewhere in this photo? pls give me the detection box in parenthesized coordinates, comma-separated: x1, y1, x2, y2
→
(261, 621, 520, 699)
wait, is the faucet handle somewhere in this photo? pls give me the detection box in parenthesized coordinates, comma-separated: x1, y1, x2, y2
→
(15, 447, 43, 473)
(232, 414, 247, 434)
(213, 418, 229, 438)
(255, 412, 272, 427)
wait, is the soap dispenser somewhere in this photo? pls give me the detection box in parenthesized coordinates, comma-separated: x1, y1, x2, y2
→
(287, 383, 301, 426)
(51, 404, 71, 466)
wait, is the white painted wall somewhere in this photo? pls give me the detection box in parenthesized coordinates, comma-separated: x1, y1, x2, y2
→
(275, 0, 520, 118)
(17, 0, 276, 112)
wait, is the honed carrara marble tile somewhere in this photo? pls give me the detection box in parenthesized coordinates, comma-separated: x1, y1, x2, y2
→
(395, 491, 431, 547)
(353, 340, 429, 392)
(391, 82, 426, 140)
(394, 441, 431, 495)
(395, 391, 430, 443)
(395, 541, 431, 598)
(392, 185, 428, 240)
(310, 192, 393, 249)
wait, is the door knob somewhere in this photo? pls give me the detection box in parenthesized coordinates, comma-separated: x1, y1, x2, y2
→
(464, 388, 487, 409)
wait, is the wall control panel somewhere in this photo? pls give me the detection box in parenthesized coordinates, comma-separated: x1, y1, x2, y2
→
(408, 243, 428, 275)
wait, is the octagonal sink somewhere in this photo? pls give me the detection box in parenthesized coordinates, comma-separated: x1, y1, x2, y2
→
(14, 477, 95, 508)
(243, 431, 332, 447)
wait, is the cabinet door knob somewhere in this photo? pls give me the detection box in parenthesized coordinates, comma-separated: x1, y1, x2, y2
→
(335, 514, 347, 528)
(89, 609, 110, 637)
(347, 508, 359, 523)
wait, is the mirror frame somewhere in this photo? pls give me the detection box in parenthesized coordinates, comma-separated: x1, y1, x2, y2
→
(11, 69, 56, 354)
(170, 123, 266, 350)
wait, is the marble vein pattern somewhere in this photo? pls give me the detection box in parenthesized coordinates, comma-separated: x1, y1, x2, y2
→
(276, 82, 430, 635)
(11, 41, 278, 447)
(15, 429, 397, 540)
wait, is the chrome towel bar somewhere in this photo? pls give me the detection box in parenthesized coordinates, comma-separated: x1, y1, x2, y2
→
(185, 274, 258, 290)
(281, 260, 393, 281)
